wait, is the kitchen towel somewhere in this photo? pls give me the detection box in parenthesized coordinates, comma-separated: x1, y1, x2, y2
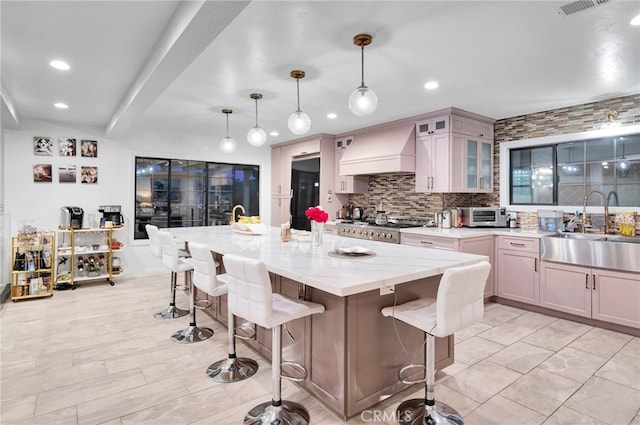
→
(615, 212, 636, 236)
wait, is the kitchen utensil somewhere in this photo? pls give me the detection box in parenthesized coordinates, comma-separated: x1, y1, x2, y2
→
(375, 211, 388, 225)
(442, 210, 451, 228)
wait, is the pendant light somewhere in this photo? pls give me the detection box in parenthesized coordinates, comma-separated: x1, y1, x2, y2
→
(247, 93, 267, 147)
(616, 140, 630, 176)
(219, 109, 236, 154)
(288, 70, 311, 135)
(348, 33, 378, 116)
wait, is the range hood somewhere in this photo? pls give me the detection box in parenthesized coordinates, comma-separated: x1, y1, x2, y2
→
(339, 124, 416, 175)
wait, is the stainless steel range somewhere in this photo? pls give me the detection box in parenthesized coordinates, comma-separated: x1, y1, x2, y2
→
(337, 219, 427, 244)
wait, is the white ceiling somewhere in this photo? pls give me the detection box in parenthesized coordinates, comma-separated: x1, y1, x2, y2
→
(2, 0, 639, 146)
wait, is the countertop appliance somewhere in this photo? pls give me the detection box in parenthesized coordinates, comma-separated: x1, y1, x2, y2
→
(460, 207, 507, 227)
(60, 206, 84, 229)
(290, 156, 320, 231)
(98, 205, 123, 226)
(337, 219, 427, 244)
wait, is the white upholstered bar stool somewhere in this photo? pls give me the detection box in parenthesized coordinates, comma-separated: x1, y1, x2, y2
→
(154, 229, 192, 321)
(148, 225, 189, 320)
(176, 241, 230, 343)
(219, 254, 325, 425)
(381, 261, 491, 425)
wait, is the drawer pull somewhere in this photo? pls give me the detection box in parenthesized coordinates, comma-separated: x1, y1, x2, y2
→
(420, 241, 434, 245)
(509, 242, 526, 247)
(585, 274, 589, 289)
(592, 274, 596, 291)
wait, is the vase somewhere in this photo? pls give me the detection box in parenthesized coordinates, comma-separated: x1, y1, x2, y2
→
(311, 221, 324, 246)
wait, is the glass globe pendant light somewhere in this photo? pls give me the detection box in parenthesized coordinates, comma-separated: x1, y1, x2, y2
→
(616, 140, 631, 177)
(219, 109, 236, 154)
(348, 33, 378, 116)
(288, 70, 311, 135)
(247, 93, 267, 147)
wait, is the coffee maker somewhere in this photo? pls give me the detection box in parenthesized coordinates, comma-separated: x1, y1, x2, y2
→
(98, 205, 123, 226)
(60, 206, 84, 229)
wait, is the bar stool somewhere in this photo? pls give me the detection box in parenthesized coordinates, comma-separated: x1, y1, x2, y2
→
(381, 261, 491, 425)
(152, 229, 190, 320)
(175, 241, 229, 343)
(219, 254, 325, 425)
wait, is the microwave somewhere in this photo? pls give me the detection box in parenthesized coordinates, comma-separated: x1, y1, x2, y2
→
(460, 207, 508, 227)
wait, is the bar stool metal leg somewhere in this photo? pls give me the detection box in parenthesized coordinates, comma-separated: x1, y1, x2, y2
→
(396, 334, 463, 425)
(206, 312, 258, 382)
(154, 272, 189, 319)
(243, 325, 310, 425)
(171, 272, 213, 343)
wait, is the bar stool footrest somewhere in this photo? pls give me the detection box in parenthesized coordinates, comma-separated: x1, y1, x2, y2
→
(281, 360, 308, 382)
(398, 363, 427, 385)
(234, 322, 257, 340)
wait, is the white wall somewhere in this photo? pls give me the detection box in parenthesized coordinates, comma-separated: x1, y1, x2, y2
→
(3, 118, 271, 276)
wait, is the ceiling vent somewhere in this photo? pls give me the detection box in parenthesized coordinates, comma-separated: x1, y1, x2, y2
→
(556, 0, 610, 16)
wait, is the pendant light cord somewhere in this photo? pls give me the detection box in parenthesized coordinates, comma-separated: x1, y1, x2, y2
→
(296, 77, 301, 112)
(360, 43, 365, 86)
(255, 99, 259, 127)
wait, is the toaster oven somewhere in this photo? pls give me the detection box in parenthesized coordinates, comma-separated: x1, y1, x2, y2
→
(460, 207, 508, 227)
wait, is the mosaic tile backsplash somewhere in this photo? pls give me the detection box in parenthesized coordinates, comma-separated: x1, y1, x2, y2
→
(346, 94, 640, 230)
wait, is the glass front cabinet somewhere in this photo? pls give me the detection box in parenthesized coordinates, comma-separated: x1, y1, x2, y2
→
(451, 134, 493, 193)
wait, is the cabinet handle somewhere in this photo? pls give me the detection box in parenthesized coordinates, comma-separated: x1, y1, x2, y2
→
(592, 274, 596, 291)
(420, 240, 433, 245)
(534, 258, 537, 272)
(278, 198, 281, 207)
(585, 273, 589, 289)
(509, 242, 525, 247)
(479, 133, 484, 137)
(278, 184, 281, 194)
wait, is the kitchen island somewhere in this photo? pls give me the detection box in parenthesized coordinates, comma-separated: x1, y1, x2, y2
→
(170, 225, 489, 419)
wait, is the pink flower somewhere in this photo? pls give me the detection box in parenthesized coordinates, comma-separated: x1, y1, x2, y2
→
(305, 206, 329, 223)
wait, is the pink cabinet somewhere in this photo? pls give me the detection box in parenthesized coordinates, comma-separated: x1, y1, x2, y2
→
(335, 136, 368, 194)
(401, 233, 494, 297)
(497, 236, 540, 304)
(271, 145, 292, 197)
(541, 262, 640, 328)
(450, 134, 493, 193)
(415, 132, 450, 193)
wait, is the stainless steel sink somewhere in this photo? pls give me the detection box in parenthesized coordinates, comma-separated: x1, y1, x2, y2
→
(541, 233, 640, 273)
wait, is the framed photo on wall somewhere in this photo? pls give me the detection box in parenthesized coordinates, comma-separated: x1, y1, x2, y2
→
(59, 165, 77, 183)
(33, 164, 52, 182)
(58, 138, 76, 156)
(80, 166, 98, 184)
(80, 140, 98, 157)
(33, 137, 53, 156)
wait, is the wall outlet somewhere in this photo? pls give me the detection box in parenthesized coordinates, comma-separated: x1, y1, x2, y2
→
(380, 285, 395, 295)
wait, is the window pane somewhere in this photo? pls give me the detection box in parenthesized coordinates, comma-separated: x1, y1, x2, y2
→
(510, 146, 554, 204)
(613, 135, 640, 206)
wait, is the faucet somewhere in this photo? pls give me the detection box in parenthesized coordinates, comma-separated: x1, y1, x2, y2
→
(230, 204, 245, 224)
(606, 190, 619, 207)
(582, 190, 609, 234)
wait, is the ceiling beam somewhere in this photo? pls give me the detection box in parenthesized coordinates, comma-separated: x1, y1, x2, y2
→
(104, 0, 250, 137)
(1, 79, 20, 129)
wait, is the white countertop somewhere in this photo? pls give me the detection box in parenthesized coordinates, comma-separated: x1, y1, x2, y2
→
(170, 226, 489, 297)
(400, 226, 546, 239)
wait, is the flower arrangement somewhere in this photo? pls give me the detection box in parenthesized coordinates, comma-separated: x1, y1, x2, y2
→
(305, 206, 329, 223)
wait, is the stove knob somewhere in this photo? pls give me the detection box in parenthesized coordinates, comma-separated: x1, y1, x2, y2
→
(368, 231, 374, 237)
(379, 232, 386, 238)
(356, 229, 362, 235)
(351, 229, 356, 234)
(339, 228, 344, 233)
(373, 232, 379, 237)
(386, 233, 393, 239)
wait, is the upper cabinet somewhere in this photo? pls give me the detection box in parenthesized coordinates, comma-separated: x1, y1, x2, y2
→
(416, 112, 494, 193)
(335, 136, 368, 194)
(271, 144, 292, 197)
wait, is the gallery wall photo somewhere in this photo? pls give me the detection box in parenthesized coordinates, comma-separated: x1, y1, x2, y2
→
(32, 136, 99, 184)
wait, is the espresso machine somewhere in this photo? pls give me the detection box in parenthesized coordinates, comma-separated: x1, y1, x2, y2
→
(98, 205, 123, 226)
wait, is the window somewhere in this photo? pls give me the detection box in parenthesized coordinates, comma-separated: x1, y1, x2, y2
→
(134, 157, 259, 239)
(503, 130, 640, 208)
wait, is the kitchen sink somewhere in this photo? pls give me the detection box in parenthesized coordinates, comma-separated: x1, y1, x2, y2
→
(541, 232, 640, 273)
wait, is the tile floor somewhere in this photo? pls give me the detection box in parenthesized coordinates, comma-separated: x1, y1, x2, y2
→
(1, 273, 639, 425)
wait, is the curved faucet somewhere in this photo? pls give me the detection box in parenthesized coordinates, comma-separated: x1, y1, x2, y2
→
(582, 190, 609, 234)
(230, 204, 245, 224)
(607, 190, 619, 207)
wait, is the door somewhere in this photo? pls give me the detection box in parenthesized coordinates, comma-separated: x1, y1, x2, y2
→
(497, 249, 539, 304)
(290, 157, 320, 230)
(539, 261, 591, 318)
(592, 269, 640, 328)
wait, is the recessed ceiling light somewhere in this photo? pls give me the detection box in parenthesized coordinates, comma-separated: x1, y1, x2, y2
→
(631, 14, 640, 26)
(424, 81, 439, 90)
(50, 60, 70, 70)
(54, 103, 69, 109)
(270, 131, 279, 137)
(326, 112, 337, 119)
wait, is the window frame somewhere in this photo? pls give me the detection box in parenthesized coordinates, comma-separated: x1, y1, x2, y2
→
(500, 124, 640, 213)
